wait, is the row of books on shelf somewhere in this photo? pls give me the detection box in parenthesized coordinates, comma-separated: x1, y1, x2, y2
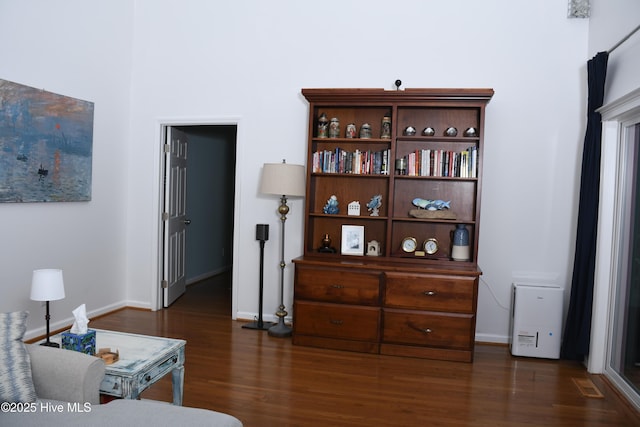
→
(312, 148, 391, 175)
(401, 147, 478, 178)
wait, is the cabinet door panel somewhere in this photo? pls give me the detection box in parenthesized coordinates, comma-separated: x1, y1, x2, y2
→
(384, 272, 477, 312)
(296, 267, 381, 305)
(383, 309, 473, 349)
(294, 301, 380, 341)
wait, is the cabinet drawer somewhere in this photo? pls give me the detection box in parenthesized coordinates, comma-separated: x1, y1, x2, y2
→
(383, 309, 474, 349)
(100, 374, 123, 397)
(296, 266, 381, 305)
(294, 301, 380, 341)
(384, 272, 477, 312)
(138, 349, 183, 388)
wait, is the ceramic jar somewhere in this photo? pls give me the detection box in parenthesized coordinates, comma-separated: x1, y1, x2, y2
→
(451, 224, 470, 261)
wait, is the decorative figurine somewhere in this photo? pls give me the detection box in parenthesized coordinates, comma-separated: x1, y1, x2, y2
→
(366, 240, 381, 256)
(348, 200, 361, 216)
(463, 127, 477, 137)
(367, 194, 382, 216)
(422, 127, 435, 136)
(412, 198, 451, 211)
(403, 126, 416, 136)
(345, 123, 357, 138)
(318, 113, 329, 138)
(381, 114, 391, 139)
(359, 123, 372, 139)
(329, 117, 340, 138)
(323, 195, 339, 214)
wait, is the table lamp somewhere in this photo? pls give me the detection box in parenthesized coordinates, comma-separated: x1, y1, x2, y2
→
(259, 160, 305, 337)
(30, 268, 65, 347)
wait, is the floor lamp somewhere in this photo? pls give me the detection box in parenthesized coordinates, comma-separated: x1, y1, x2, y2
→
(30, 269, 66, 347)
(259, 160, 306, 338)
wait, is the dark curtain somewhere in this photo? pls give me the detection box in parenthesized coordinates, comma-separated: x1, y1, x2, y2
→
(561, 51, 609, 361)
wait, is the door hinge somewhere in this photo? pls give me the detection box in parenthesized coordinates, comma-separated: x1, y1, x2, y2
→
(161, 280, 168, 289)
(162, 212, 169, 221)
(164, 143, 171, 153)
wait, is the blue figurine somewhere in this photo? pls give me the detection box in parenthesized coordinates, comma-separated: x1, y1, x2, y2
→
(367, 194, 382, 216)
(412, 198, 451, 211)
(323, 195, 339, 214)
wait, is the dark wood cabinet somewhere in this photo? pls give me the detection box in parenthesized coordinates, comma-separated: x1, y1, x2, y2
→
(292, 88, 493, 362)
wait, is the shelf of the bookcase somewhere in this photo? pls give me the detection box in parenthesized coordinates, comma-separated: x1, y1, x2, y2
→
(396, 136, 480, 143)
(310, 173, 390, 178)
(392, 175, 478, 181)
(309, 213, 388, 221)
(389, 253, 476, 266)
(391, 217, 475, 225)
(312, 137, 390, 144)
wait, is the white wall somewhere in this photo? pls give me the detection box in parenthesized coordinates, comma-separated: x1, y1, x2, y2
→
(1, 0, 593, 343)
(588, 0, 640, 104)
(0, 0, 134, 338)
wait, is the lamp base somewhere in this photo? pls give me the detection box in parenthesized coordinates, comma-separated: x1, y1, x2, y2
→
(268, 318, 292, 338)
(40, 340, 59, 348)
(242, 321, 276, 331)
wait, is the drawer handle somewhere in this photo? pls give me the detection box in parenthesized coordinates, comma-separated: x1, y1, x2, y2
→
(172, 356, 177, 363)
(145, 375, 151, 382)
(409, 323, 432, 334)
(330, 319, 343, 326)
(330, 284, 345, 289)
(423, 291, 437, 296)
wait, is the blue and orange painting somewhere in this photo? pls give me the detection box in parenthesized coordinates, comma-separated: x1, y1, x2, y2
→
(0, 79, 94, 202)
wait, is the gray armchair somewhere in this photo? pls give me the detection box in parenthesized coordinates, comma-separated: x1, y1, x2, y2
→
(0, 344, 243, 427)
(27, 343, 105, 404)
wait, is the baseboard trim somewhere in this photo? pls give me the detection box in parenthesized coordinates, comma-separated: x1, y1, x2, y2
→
(186, 266, 232, 285)
(24, 300, 149, 342)
(474, 333, 510, 345)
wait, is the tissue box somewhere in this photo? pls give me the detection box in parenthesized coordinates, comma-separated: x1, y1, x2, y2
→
(61, 329, 96, 355)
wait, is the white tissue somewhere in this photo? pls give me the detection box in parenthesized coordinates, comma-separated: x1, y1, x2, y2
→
(70, 304, 90, 335)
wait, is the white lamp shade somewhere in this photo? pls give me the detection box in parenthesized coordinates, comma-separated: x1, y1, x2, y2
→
(30, 269, 65, 302)
(260, 162, 306, 197)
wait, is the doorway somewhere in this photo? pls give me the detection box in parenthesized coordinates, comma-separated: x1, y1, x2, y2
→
(160, 123, 237, 308)
(606, 120, 640, 406)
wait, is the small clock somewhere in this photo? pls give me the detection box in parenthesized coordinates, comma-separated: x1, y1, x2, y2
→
(423, 238, 439, 255)
(401, 237, 418, 253)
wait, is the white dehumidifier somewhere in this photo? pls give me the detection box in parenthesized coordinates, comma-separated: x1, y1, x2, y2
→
(510, 283, 564, 359)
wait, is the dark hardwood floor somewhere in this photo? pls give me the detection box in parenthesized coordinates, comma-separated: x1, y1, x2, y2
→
(89, 272, 640, 426)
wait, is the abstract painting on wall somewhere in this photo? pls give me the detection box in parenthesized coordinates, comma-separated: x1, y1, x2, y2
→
(0, 79, 94, 202)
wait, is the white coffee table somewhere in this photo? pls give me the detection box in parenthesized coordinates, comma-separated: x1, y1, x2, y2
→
(49, 328, 186, 405)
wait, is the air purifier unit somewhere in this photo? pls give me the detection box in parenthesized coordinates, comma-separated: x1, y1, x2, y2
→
(510, 283, 564, 359)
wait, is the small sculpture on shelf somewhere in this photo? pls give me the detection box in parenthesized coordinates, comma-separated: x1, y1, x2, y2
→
(412, 198, 451, 210)
(347, 201, 360, 216)
(323, 195, 339, 214)
(318, 233, 337, 253)
(345, 123, 357, 138)
(367, 194, 382, 216)
(317, 113, 329, 138)
(359, 123, 372, 139)
(409, 198, 456, 220)
(381, 114, 391, 139)
(329, 117, 340, 138)
(366, 240, 381, 256)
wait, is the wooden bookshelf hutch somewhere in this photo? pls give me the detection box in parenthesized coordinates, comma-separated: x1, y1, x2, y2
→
(292, 88, 494, 362)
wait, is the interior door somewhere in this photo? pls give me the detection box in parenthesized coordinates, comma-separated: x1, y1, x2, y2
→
(163, 126, 188, 307)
